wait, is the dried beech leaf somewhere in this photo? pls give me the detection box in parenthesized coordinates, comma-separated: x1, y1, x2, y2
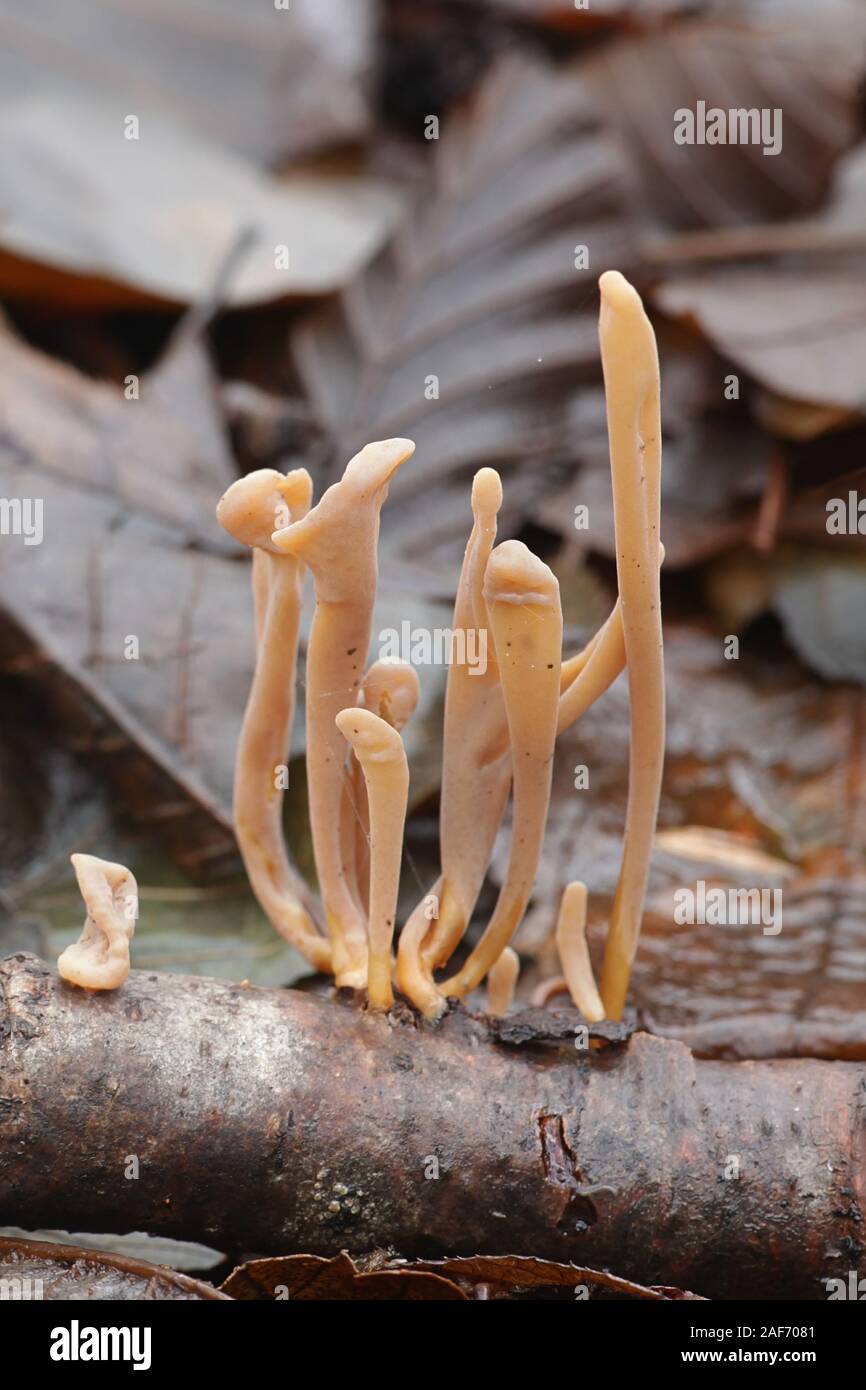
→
(0, 1227, 224, 1274)
(0, 92, 400, 310)
(0, 315, 234, 545)
(422, 0, 820, 28)
(293, 52, 637, 496)
(289, 45, 640, 778)
(0, 1235, 228, 1300)
(222, 1248, 702, 1300)
(0, 681, 108, 902)
(403, 1253, 705, 1299)
(649, 145, 866, 423)
(222, 1251, 466, 1300)
(772, 550, 866, 684)
(704, 541, 866, 686)
(537, 134, 866, 570)
(588, 14, 865, 231)
(0, 320, 246, 873)
(512, 0, 688, 20)
(0, 0, 375, 166)
(0, 317, 465, 871)
(295, 19, 863, 531)
(536, 374, 866, 576)
(655, 269, 866, 414)
(535, 373, 771, 570)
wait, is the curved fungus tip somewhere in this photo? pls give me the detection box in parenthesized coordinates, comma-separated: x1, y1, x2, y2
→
(471, 466, 503, 520)
(336, 706, 404, 763)
(342, 437, 416, 493)
(270, 439, 414, 559)
(599, 269, 644, 319)
(270, 513, 311, 558)
(483, 539, 558, 607)
(217, 468, 313, 552)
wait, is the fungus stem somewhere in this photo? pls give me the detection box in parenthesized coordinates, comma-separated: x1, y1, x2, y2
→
(217, 468, 331, 973)
(336, 708, 409, 1011)
(272, 439, 414, 988)
(396, 468, 509, 1016)
(486, 946, 519, 1017)
(557, 541, 664, 736)
(441, 540, 562, 999)
(351, 661, 419, 909)
(555, 881, 604, 1022)
(596, 271, 665, 1020)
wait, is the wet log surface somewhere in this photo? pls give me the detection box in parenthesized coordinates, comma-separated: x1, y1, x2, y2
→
(1, 953, 864, 1300)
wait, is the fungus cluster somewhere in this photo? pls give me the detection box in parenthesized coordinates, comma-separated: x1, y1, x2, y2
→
(56, 270, 664, 1020)
(216, 269, 665, 1022)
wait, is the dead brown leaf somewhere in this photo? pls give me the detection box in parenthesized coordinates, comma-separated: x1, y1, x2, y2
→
(655, 269, 866, 414)
(221, 1251, 466, 1300)
(293, 50, 638, 498)
(0, 1235, 228, 1300)
(221, 1248, 704, 1299)
(589, 14, 865, 231)
(647, 145, 866, 425)
(0, 318, 246, 874)
(0, 0, 376, 166)
(0, 92, 400, 310)
(534, 367, 772, 570)
(0, 313, 475, 871)
(403, 1253, 705, 1299)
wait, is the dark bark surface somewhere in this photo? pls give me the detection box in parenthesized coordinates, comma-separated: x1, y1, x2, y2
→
(1, 953, 864, 1299)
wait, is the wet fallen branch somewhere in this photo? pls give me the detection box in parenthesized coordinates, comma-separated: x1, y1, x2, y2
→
(1, 953, 863, 1300)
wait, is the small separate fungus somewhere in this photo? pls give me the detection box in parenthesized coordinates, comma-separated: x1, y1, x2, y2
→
(335, 708, 409, 1011)
(555, 880, 604, 1023)
(57, 854, 138, 991)
(596, 270, 665, 1020)
(272, 438, 414, 988)
(216, 467, 331, 972)
(486, 946, 520, 1018)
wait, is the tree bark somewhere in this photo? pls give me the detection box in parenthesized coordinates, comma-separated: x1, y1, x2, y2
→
(1, 952, 864, 1299)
